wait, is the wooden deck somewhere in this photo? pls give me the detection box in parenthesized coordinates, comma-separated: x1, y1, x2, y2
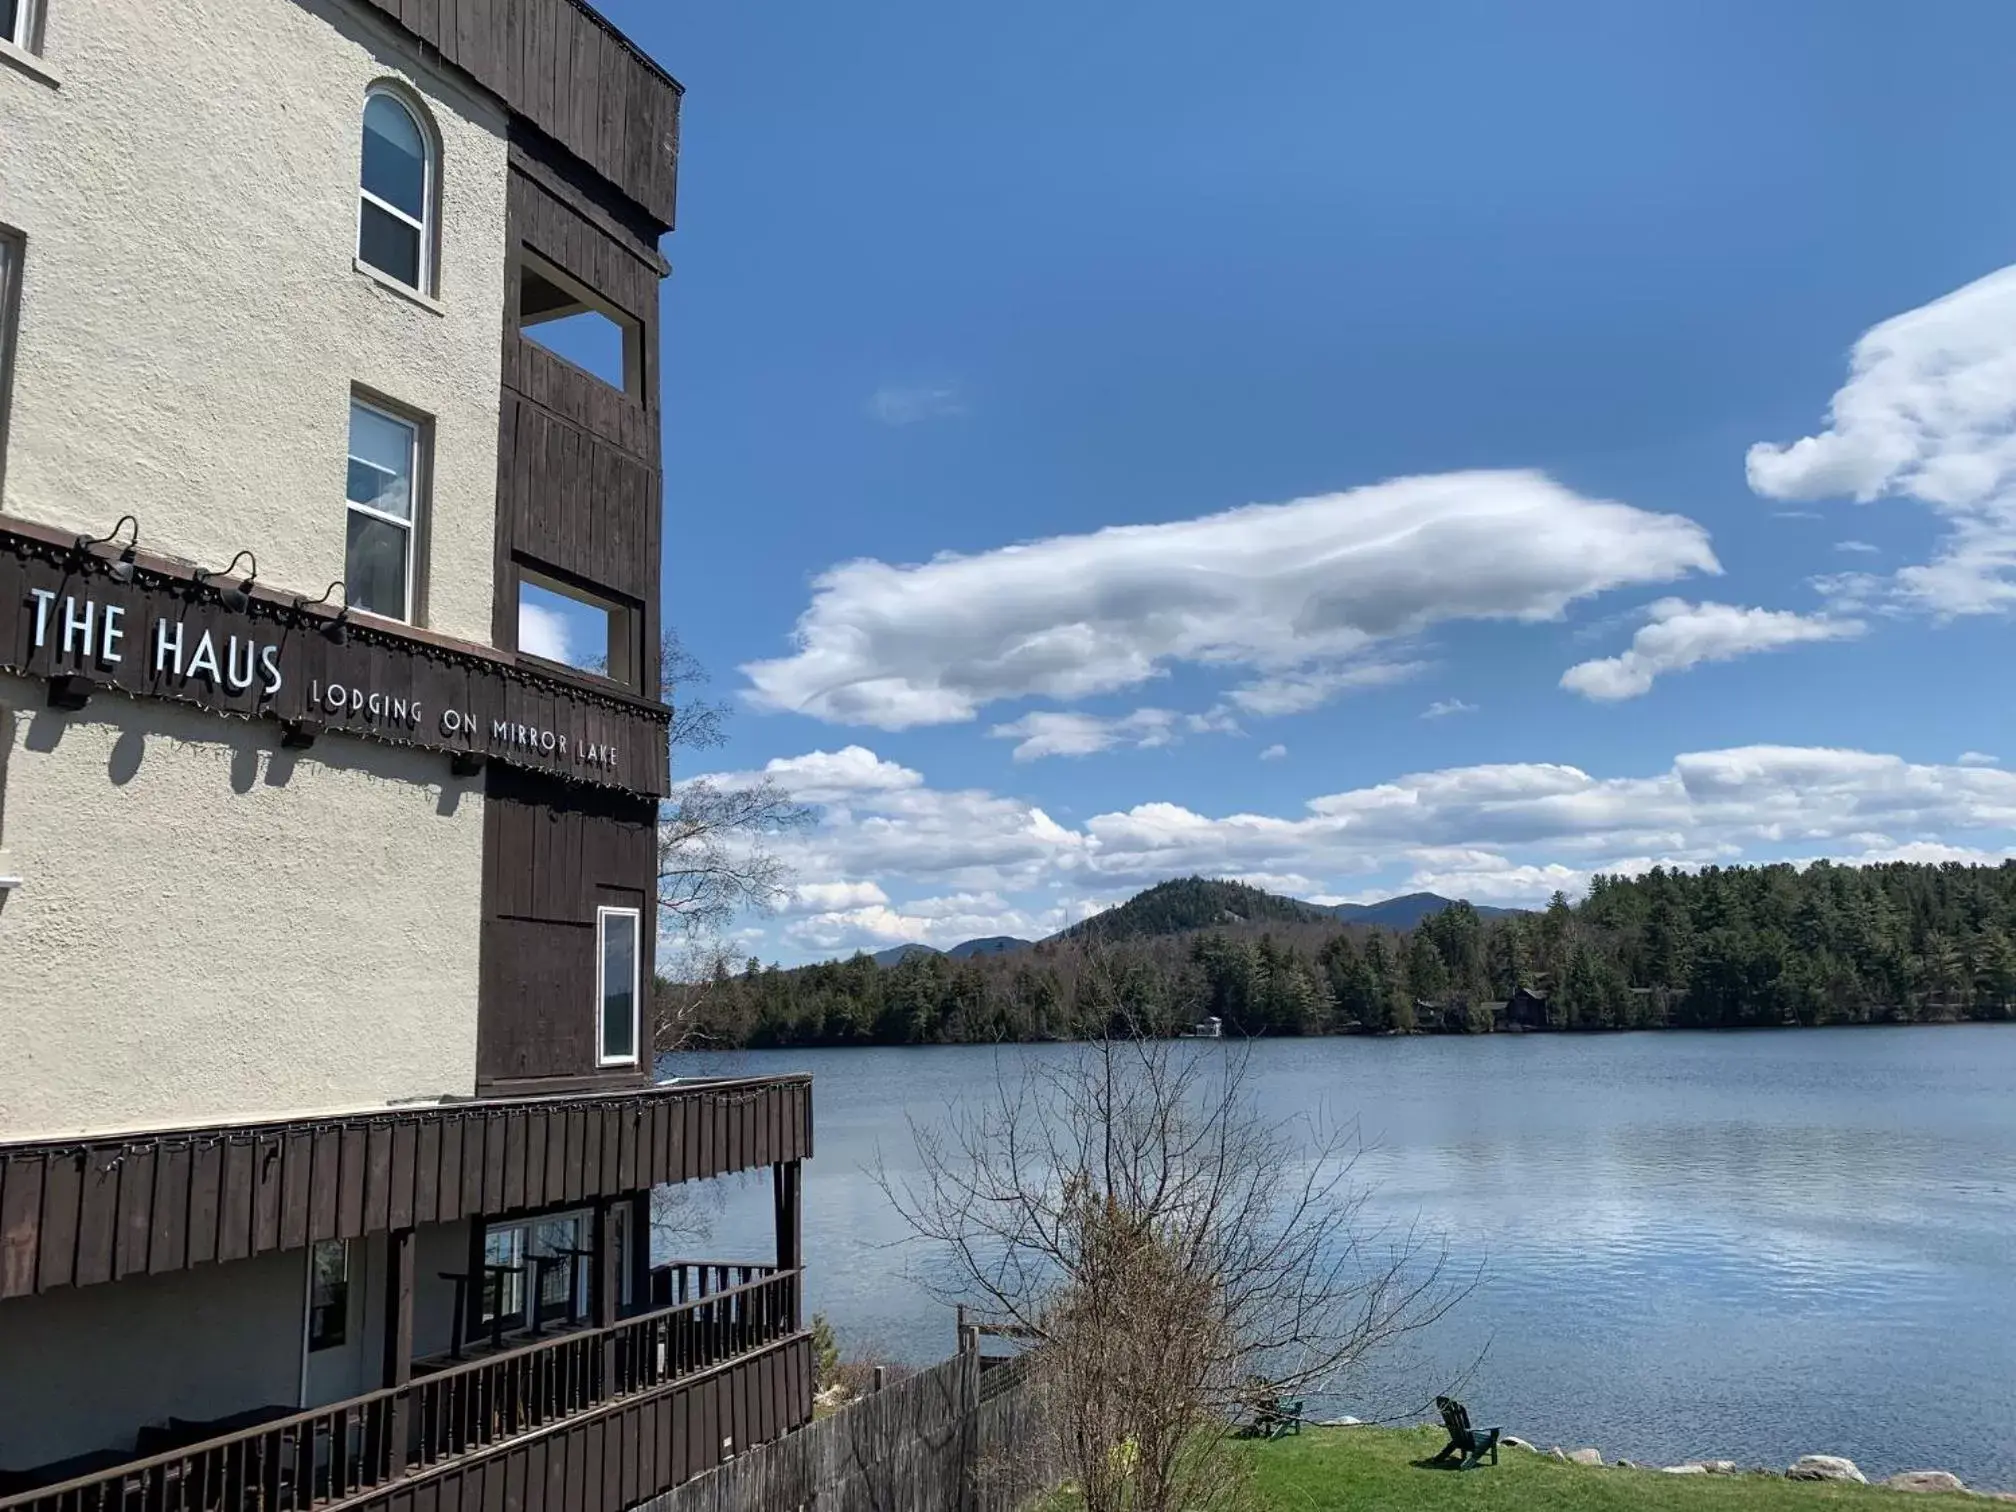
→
(0, 1269, 810, 1512)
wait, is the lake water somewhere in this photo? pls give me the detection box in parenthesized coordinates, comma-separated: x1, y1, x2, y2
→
(662, 1026, 2016, 1487)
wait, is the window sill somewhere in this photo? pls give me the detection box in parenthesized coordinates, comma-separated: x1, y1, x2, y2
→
(0, 37, 59, 88)
(353, 257, 445, 317)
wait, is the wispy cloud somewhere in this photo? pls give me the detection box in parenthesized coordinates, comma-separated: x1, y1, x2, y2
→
(1259, 744, 1288, 761)
(1421, 698, 1478, 720)
(1959, 751, 2000, 767)
(1835, 540, 1880, 554)
(867, 383, 966, 426)
(1561, 599, 1864, 701)
(743, 470, 1716, 729)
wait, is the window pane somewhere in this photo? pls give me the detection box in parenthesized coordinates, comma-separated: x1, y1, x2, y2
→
(1, 0, 20, 47)
(361, 94, 427, 220)
(483, 1225, 526, 1323)
(346, 511, 409, 619)
(308, 1241, 349, 1351)
(347, 402, 414, 519)
(358, 201, 421, 287)
(530, 1215, 585, 1316)
(601, 912, 638, 1062)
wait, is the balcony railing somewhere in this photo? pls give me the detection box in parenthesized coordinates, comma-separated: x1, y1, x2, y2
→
(0, 1268, 801, 1512)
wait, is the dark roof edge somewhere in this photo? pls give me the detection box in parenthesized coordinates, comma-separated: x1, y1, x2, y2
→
(566, 0, 686, 97)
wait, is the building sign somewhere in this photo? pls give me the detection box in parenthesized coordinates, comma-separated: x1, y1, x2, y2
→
(1, 527, 666, 796)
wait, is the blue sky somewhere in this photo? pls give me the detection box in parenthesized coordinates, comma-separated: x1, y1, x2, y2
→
(595, 0, 2016, 963)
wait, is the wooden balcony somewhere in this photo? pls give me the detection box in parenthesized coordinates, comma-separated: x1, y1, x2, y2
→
(0, 1266, 809, 1512)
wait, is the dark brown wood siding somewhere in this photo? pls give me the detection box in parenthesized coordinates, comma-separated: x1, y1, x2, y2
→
(491, 141, 666, 729)
(0, 1078, 810, 1299)
(494, 394, 658, 601)
(478, 765, 657, 1091)
(351, 0, 682, 229)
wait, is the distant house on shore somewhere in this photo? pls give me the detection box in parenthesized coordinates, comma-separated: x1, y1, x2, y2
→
(1497, 986, 1551, 1030)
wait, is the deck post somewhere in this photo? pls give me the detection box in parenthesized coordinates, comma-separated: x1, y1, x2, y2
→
(382, 1226, 415, 1477)
(772, 1159, 802, 1329)
(593, 1197, 619, 1389)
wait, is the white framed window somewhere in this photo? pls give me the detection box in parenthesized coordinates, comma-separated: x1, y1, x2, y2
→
(2, 0, 39, 52)
(597, 906, 641, 1066)
(344, 396, 422, 622)
(357, 86, 437, 294)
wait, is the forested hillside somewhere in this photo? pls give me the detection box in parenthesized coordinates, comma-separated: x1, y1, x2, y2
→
(1056, 877, 1336, 942)
(661, 860, 2016, 1049)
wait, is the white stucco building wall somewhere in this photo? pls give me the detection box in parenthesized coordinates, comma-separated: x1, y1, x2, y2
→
(0, 0, 509, 646)
(0, 675, 486, 1141)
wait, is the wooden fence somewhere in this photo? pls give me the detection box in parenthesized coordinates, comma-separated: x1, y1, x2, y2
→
(633, 1341, 1054, 1512)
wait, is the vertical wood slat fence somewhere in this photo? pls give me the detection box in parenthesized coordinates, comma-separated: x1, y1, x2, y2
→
(633, 1345, 1054, 1512)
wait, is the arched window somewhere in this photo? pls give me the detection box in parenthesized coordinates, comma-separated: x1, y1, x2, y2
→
(357, 87, 436, 293)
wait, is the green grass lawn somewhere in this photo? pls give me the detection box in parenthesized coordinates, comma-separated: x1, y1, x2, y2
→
(1046, 1426, 1972, 1511)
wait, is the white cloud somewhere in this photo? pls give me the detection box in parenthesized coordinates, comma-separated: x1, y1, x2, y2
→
(1228, 658, 1429, 716)
(1259, 744, 1288, 761)
(712, 741, 2016, 963)
(1747, 262, 2016, 615)
(517, 601, 572, 664)
(867, 383, 965, 426)
(1960, 751, 2000, 767)
(787, 880, 889, 914)
(1835, 540, 1880, 554)
(743, 470, 1718, 729)
(1421, 698, 1478, 720)
(1559, 599, 1864, 701)
(990, 708, 1182, 761)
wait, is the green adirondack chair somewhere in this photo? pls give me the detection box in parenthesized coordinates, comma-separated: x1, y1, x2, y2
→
(1236, 1378, 1305, 1439)
(1431, 1397, 1502, 1469)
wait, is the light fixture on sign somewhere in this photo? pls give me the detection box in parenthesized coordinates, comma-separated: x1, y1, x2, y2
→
(47, 674, 96, 711)
(294, 580, 352, 645)
(196, 550, 260, 614)
(280, 717, 324, 750)
(73, 515, 141, 583)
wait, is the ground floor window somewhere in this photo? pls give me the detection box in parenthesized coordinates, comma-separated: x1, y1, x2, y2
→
(477, 1206, 629, 1334)
(307, 1240, 351, 1351)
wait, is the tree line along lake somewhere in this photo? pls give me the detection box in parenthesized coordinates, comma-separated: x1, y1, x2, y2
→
(663, 1024, 2016, 1488)
(673, 867, 2016, 1048)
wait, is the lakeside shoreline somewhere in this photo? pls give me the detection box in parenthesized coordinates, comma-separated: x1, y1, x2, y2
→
(661, 1013, 2016, 1055)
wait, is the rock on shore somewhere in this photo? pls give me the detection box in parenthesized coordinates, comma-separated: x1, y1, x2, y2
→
(1884, 1472, 1966, 1493)
(1789, 1456, 1867, 1483)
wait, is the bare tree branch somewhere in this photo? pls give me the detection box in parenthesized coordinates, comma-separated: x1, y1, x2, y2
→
(876, 987, 1479, 1512)
(652, 631, 815, 1051)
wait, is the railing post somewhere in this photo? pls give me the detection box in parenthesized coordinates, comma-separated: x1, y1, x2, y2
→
(772, 1159, 802, 1330)
(592, 1197, 619, 1392)
(383, 1226, 416, 1478)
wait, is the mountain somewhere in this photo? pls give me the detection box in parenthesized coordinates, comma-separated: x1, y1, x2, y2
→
(854, 886, 1522, 966)
(947, 936, 1031, 959)
(869, 936, 1032, 967)
(869, 943, 940, 967)
(1320, 892, 1529, 928)
(1053, 877, 1334, 945)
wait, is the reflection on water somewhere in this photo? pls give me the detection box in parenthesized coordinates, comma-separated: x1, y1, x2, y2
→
(664, 1025, 2016, 1486)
